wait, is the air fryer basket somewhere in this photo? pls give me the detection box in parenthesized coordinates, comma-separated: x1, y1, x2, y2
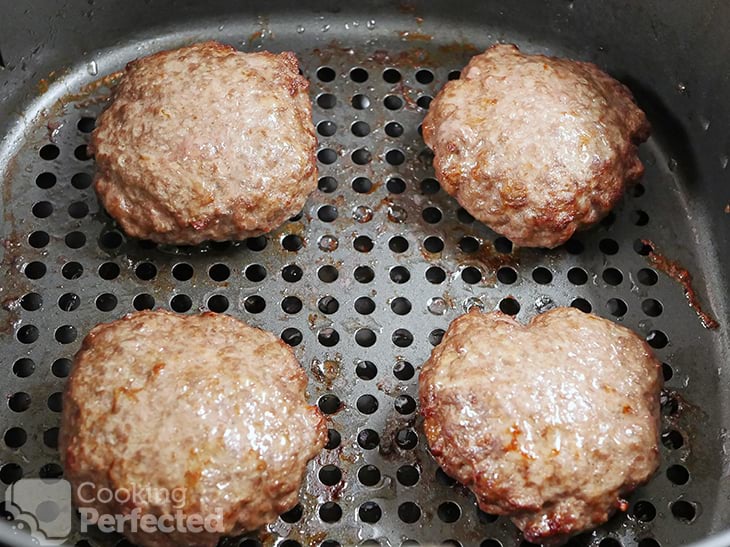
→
(1, 1, 729, 546)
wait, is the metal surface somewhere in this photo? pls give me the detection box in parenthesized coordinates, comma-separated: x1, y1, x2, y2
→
(0, 2, 729, 547)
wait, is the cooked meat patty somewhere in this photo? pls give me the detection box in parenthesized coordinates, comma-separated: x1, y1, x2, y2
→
(419, 307, 661, 544)
(422, 44, 650, 248)
(60, 311, 326, 547)
(90, 41, 317, 244)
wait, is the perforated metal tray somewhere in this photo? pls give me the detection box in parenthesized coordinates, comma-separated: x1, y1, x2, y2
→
(0, 6, 729, 547)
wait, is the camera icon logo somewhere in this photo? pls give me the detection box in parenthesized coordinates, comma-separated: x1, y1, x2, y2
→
(4, 478, 72, 545)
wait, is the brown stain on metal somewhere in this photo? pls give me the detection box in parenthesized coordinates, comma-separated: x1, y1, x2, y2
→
(642, 239, 719, 329)
(310, 355, 341, 389)
(725, 203, 730, 213)
(398, 30, 433, 42)
(56, 70, 123, 109)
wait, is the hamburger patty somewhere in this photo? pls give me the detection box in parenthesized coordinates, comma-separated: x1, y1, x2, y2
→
(90, 41, 317, 244)
(419, 307, 661, 544)
(423, 44, 650, 248)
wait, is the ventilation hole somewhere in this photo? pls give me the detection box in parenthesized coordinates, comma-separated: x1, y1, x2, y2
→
(71, 172, 92, 189)
(317, 93, 336, 109)
(358, 429, 379, 449)
(395, 395, 416, 414)
(354, 296, 375, 315)
(671, 500, 696, 523)
(632, 210, 650, 226)
(9, 392, 31, 412)
(568, 267, 588, 285)
(351, 121, 370, 137)
(99, 230, 123, 249)
(32, 201, 53, 218)
(279, 541, 301, 547)
(52, 359, 71, 378)
(461, 266, 482, 284)
(68, 201, 89, 219)
(456, 208, 474, 224)
(275, 264, 298, 284)
(388, 266, 410, 284)
(429, 329, 445, 346)
(603, 268, 623, 285)
(647, 330, 668, 348)
(480, 541, 501, 547)
(28, 230, 50, 248)
(74, 144, 91, 160)
(424, 236, 444, 253)
(65, 231, 86, 249)
(637, 540, 659, 547)
(599, 539, 621, 547)
(499, 298, 520, 315)
(352, 94, 370, 109)
(349, 67, 369, 82)
(40, 463, 63, 479)
(242, 295, 263, 314)
(4, 428, 27, 449)
(315, 206, 337, 225)
(599, 238, 619, 255)
(491, 239, 515, 257)
(357, 394, 378, 414)
(54, 325, 77, 344)
(355, 361, 377, 381)
(395, 428, 418, 449)
(662, 429, 684, 449)
(564, 238, 584, 254)
(20, 293, 42, 311)
(0, 463, 22, 484)
(382, 67, 402, 83)
(457, 236, 479, 253)
(601, 211, 617, 227)
(604, 298, 627, 317)
(77, 116, 95, 132)
(58, 293, 80, 312)
(317, 120, 336, 137)
(280, 504, 303, 524)
(438, 502, 461, 523)
(129, 293, 153, 311)
(492, 266, 516, 285)
(168, 263, 192, 282)
(385, 121, 404, 138)
(390, 297, 411, 315)
(17, 325, 39, 344)
(662, 363, 674, 381)
(417, 96, 432, 109)
(319, 501, 342, 523)
(281, 328, 302, 347)
(315, 295, 338, 315)
(392, 329, 413, 347)
(43, 427, 59, 449)
(318, 328, 340, 347)
(398, 502, 421, 523)
(39, 144, 59, 160)
(354, 235, 374, 252)
(318, 394, 342, 415)
(397, 464, 420, 486)
(317, 66, 336, 81)
(642, 298, 663, 316)
(352, 148, 372, 165)
(389, 236, 409, 253)
(355, 328, 377, 348)
(634, 239, 652, 255)
(318, 176, 338, 194)
(163, 293, 189, 313)
(420, 177, 440, 194)
(358, 465, 381, 486)
(571, 298, 592, 313)
(424, 266, 445, 284)
(415, 69, 434, 84)
(318, 148, 337, 164)
(384, 95, 404, 110)
(632, 500, 656, 522)
(13, 358, 35, 378)
(529, 267, 552, 284)
(281, 234, 303, 252)
(318, 265, 338, 283)
(417, 208, 440, 226)
(387, 177, 406, 193)
(359, 502, 382, 523)
(386, 149, 405, 165)
(394, 361, 414, 380)
(36, 172, 56, 189)
(667, 464, 689, 485)
(635, 269, 657, 287)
